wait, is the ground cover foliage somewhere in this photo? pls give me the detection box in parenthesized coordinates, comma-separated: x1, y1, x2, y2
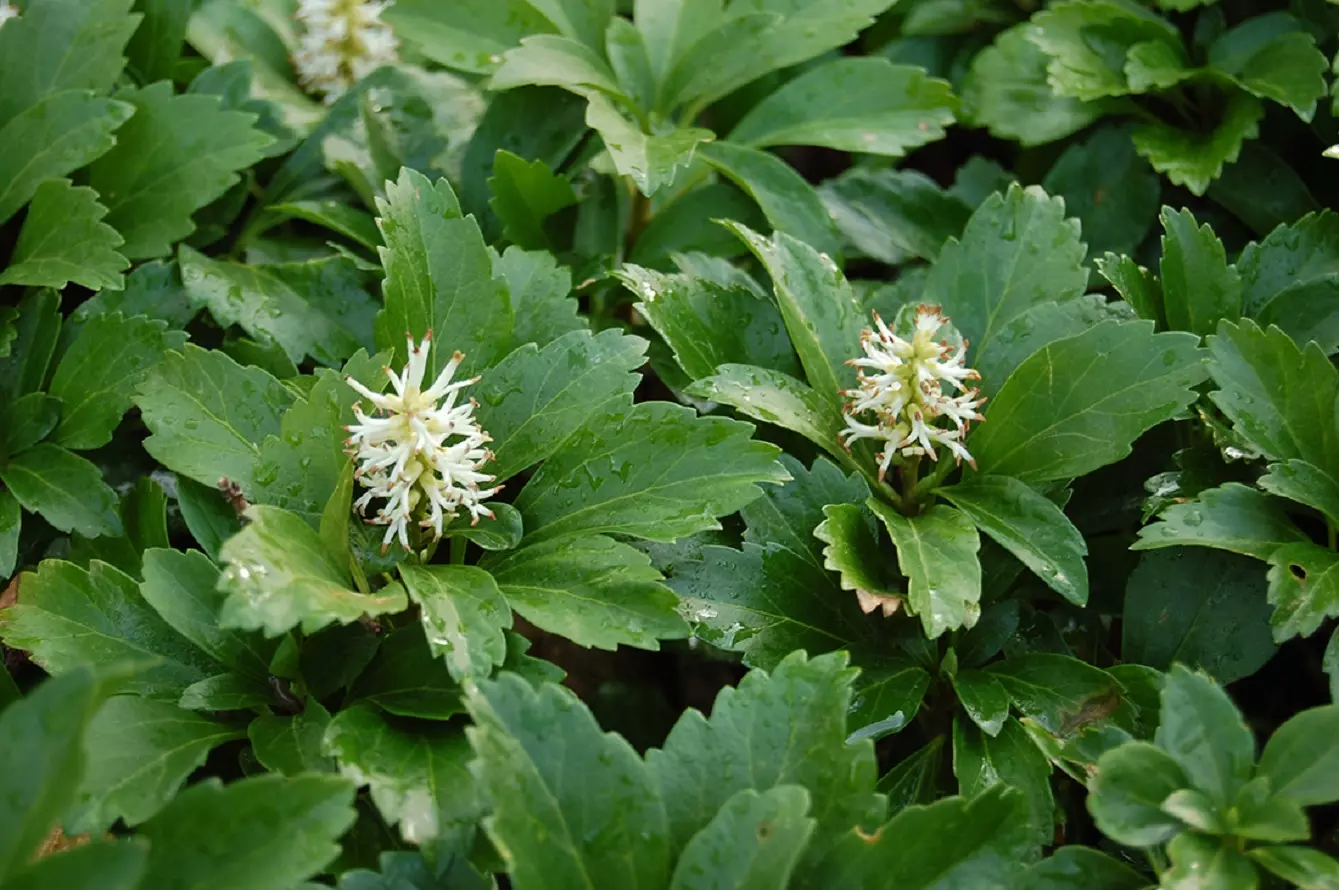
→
(4, 0, 1339, 887)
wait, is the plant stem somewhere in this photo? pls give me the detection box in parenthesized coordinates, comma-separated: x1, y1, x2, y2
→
(900, 455, 922, 514)
(450, 536, 467, 565)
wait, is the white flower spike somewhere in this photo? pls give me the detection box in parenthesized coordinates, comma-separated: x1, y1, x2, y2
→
(344, 334, 501, 554)
(294, 0, 398, 103)
(0, 0, 18, 26)
(839, 305, 985, 480)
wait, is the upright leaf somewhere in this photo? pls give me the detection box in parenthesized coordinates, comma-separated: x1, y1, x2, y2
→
(400, 564, 511, 682)
(1041, 127, 1159, 261)
(969, 321, 1205, 483)
(587, 94, 713, 196)
(0, 178, 128, 291)
(870, 501, 982, 639)
(1256, 704, 1339, 807)
(1236, 211, 1339, 353)
(522, 0, 614, 51)
(703, 143, 841, 261)
(670, 786, 815, 890)
(1159, 207, 1242, 337)
(1156, 665, 1254, 804)
(380, 0, 555, 74)
(465, 673, 672, 890)
(1132, 94, 1263, 196)
(954, 717, 1056, 847)
(487, 150, 577, 250)
(373, 168, 513, 376)
(86, 82, 272, 258)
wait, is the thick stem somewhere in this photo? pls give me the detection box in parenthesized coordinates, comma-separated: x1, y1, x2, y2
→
(450, 536, 468, 565)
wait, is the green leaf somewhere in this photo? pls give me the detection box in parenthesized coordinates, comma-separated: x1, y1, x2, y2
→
(66, 476, 170, 580)
(380, 0, 554, 74)
(662, 0, 897, 111)
(494, 246, 586, 352)
(1018, 846, 1147, 890)
(848, 661, 931, 742)
(135, 345, 294, 495)
(923, 184, 1089, 395)
(1250, 846, 1339, 889)
(1256, 703, 1339, 806)
(1135, 482, 1305, 559)
(670, 786, 814, 890)
(1207, 319, 1339, 466)
(268, 201, 380, 252)
(605, 15, 654, 110)
(522, 0, 613, 52)
(0, 289, 60, 405)
(0, 392, 60, 458)
(486, 534, 686, 650)
(1236, 211, 1339, 353)
(1132, 93, 1263, 196)
(490, 33, 623, 96)
(67, 258, 198, 337)
(86, 81, 272, 258)
(813, 501, 899, 607)
(442, 502, 523, 552)
(728, 57, 954, 156)
(988, 653, 1121, 736)
(70, 696, 244, 832)
(939, 475, 1089, 605)
(953, 670, 1012, 736)
(0, 668, 121, 878)
(1123, 549, 1276, 684)
(373, 168, 512, 377)
(346, 624, 464, 720)
(869, 501, 981, 639)
(969, 321, 1205, 484)
(249, 701, 335, 777)
(487, 150, 577, 250)
(1097, 253, 1162, 324)
(325, 705, 481, 845)
(473, 329, 646, 483)
(616, 263, 799, 382)
(137, 774, 357, 890)
(139, 548, 278, 679)
(0, 91, 134, 226)
(961, 23, 1104, 147)
(0, 445, 121, 537)
(1207, 13, 1328, 121)
(1158, 207, 1242, 337)
(819, 786, 1031, 889)
(819, 168, 971, 266)
(400, 564, 511, 682)
(0, 559, 215, 700)
(586, 94, 713, 196)
(174, 477, 240, 562)
(1156, 665, 1254, 803)
(954, 717, 1056, 847)
(1231, 777, 1309, 842)
(1029, 0, 1182, 100)
(629, 185, 765, 268)
(0, 489, 19, 578)
(466, 672, 671, 889)
(517, 400, 786, 543)
(126, 0, 192, 83)
(1087, 740, 1189, 846)
(179, 247, 377, 367)
(0, 0, 137, 118)
(1268, 541, 1339, 641)
(177, 672, 270, 711)
(725, 222, 861, 407)
(645, 651, 883, 870)
(702, 143, 841, 260)
(688, 364, 843, 458)
(1041, 127, 1159, 261)
(1162, 835, 1256, 890)
(48, 312, 183, 450)
(3, 839, 147, 890)
(219, 505, 407, 636)
(634, 0, 720, 89)
(0, 178, 127, 290)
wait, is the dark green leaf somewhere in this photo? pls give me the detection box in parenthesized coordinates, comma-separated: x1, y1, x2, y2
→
(702, 143, 841, 260)
(1030, 0, 1181, 99)
(87, 81, 272, 258)
(249, 700, 334, 777)
(954, 717, 1056, 847)
(969, 321, 1205, 483)
(1123, 549, 1276, 684)
(517, 0, 613, 55)
(381, 0, 554, 74)
(175, 476, 240, 562)
(177, 672, 271, 711)
(1268, 541, 1339, 640)
(688, 364, 844, 458)
(0, 489, 19, 578)
(0, 392, 60, 458)
(629, 184, 764, 268)
(1162, 834, 1256, 890)
(3, 839, 146, 890)
(401, 564, 511, 681)
(870, 501, 981, 639)
(587, 94, 713, 196)
(1159, 207, 1242, 337)
(126, 0, 192, 83)
(70, 696, 244, 832)
(1237, 211, 1339, 353)
(1087, 741, 1189, 846)
(466, 672, 670, 889)
(494, 246, 586, 352)
(1256, 703, 1339, 806)
(1135, 482, 1305, 560)
(1156, 664, 1253, 803)
(1132, 94, 1263, 196)
(325, 705, 481, 844)
(487, 150, 577, 250)
(1017, 846, 1147, 890)
(0, 445, 121, 536)
(138, 774, 357, 890)
(1250, 846, 1339, 889)
(953, 670, 1012, 736)
(814, 502, 901, 605)
(1041, 127, 1159, 260)
(820, 168, 970, 266)
(670, 786, 814, 890)
(988, 653, 1121, 736)
(0, 178, 127, 290)
(1207, 13, 1327, 120)
(268, 201, 380, 251)
(0, 289, 60, 405)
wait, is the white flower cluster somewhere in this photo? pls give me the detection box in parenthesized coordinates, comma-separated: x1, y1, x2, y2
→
(294, 0, 398, 103)
(0, 0, 18, 26)
(344, 335, 500, 554)
(840, 306, 985, 480)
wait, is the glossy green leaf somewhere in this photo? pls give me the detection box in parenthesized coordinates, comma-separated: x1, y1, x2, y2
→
(988, 653, 1121, 736)
(218, 505, 407, 636)
(870, 501, 981, 639)
(48, 312, 183, 450)
(1087, 741, 1189, 846)
(0, 489, 19, 578)
(848, 661, 931, 742)
(486, 534, 686, 650)
(268, 200, 380, 252)
(0, 560, 214, 700)
(1268, 540, 1339, 641)
(819, 167, 971, 266)
(249, 701, 335, 777)
(466, 672, 671, 890)
(587, 94, 712, 196)
(814, 502, 900, 604)
(1162, 834, 1257, 890)
(2, 839, 147, 890)
(1156, 665, 1253, 803)
(1017, 846, 1147, 890)
(1132, 94, 1263, 196)
(1207, 13, 1328, 120)
(0, 178, 127, 291)
(0, 0, 137, 119)
(969, 321, 1204, 483)
(688, 364, 843, 458)
(381, 0, 555, 74)
(137, 774, 357, 890)
(0, 392, 60, 458)
(1041, 127, 1159, 261)
(953, 670, 1012, 736)
(1256, 703, 1339, 806)
(1158, 207, 1242, 337)
(954, 717, 1055, 847)
(487, 150, 577, 250)
(494, 246, 586, 352)
(670, 786, 814, 890)
(70, 696, 244, 832)
(1250, 846, 1339, 889)
(1123, 549, 1276, 684)
(325, 705, 481, 844)
(0, 289, 60, 404)
(729, 57, 954, 156)
(1030, 0, 1181, 100)
(373, 168, 512, 377)
(0, 445, 121, 537)
(1237, 211, 1339, 353)
(401, 564, 511, 681)
(1135, 482, 1305, 559)
(345, 624, 464, 720)
(702, 143, 841, 260)
(86, 81, 272, 258)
